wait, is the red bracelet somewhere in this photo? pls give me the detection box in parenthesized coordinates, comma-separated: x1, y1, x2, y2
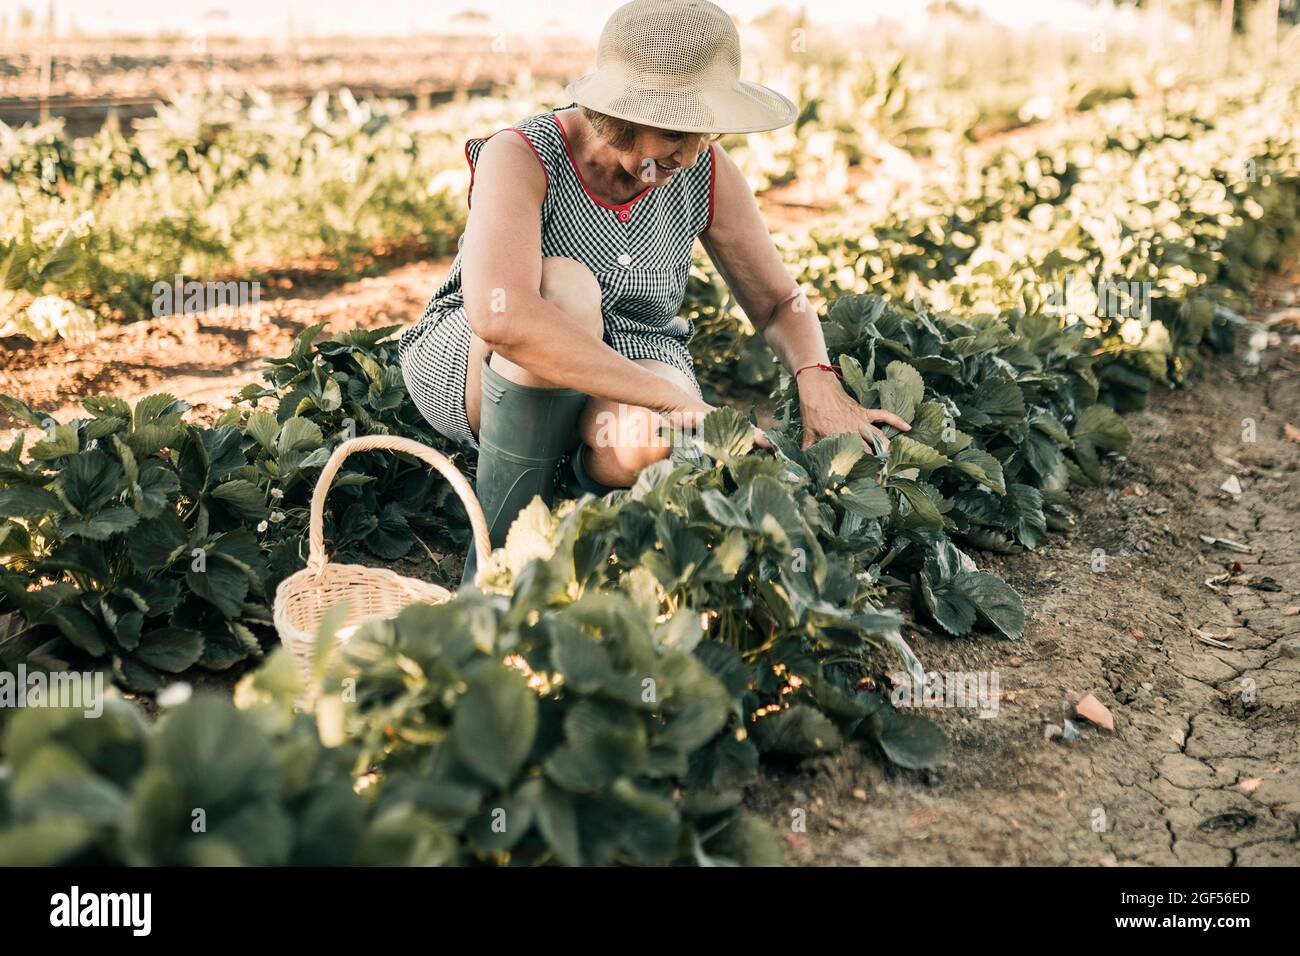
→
(794, 362, 842, 381)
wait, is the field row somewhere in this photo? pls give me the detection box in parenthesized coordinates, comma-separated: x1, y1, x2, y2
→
(1, 58, 1297, 864)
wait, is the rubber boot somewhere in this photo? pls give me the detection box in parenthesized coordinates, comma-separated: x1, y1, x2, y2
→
(570, 443, 620, 497)
(461, 360, 588, 587)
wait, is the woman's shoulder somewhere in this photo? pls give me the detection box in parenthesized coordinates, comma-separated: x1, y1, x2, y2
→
(464, 107, 567, 193)
(466, 107, 563, 160)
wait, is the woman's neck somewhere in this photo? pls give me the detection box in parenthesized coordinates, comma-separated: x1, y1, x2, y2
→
(556, 108, 647, 206)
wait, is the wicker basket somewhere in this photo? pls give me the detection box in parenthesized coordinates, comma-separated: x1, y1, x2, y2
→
(273, 435, 491, 694)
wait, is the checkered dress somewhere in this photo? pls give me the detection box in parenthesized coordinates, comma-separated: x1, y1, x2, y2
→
(399, 104, 715, 449)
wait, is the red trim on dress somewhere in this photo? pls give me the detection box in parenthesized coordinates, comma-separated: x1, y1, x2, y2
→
(704, 143, 717, 232)
(465, 127, 549, 209)
(550, 114, 653, 215)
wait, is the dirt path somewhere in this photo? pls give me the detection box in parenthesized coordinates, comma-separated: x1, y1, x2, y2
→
(0, 259, 449, 435)
(749, 274, 1300, 866)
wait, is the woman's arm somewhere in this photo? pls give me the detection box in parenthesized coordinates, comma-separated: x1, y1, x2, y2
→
(699, 144, 909, 450)
(460, 132, 709, 419)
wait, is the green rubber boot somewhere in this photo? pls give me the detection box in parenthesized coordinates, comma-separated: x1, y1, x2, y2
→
(461, 360, 588, 587)
(569, 443, 620, 497)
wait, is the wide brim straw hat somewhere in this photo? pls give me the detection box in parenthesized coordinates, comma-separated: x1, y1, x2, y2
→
(565, 0, 797, 135)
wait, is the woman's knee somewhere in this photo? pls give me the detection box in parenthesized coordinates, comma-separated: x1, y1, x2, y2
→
(540, 256, 603, 338)
(582, 401, 673, 485)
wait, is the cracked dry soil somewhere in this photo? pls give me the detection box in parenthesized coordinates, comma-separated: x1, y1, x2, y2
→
(751, 299, 1300, 867)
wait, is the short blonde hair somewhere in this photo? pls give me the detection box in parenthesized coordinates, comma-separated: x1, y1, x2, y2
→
(580, 106, 638, 150)
(580, 105, 722, 150)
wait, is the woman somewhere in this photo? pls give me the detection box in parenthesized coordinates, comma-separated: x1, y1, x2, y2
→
(399, 0, 908, 581)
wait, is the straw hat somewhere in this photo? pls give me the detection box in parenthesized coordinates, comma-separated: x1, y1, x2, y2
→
(565, 0, 797, 135)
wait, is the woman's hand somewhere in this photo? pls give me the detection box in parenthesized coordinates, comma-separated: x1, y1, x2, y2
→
(662, 394, 773, 450)
(797, 368, 910, 452)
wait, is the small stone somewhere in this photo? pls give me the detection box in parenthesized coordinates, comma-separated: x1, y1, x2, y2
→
(1061, 719, 1081, 742)
(1043, 723, 1063, 741)
(851, 788, 867, 801)
(1280, 641, 1300, 659)
(1220, 475, 1243, 496)
(1075, 693, 1115, 731)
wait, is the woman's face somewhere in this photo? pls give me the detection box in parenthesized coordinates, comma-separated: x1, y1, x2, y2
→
(621, 126, 716, 187)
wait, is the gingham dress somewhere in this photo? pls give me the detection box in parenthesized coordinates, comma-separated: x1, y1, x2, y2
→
(398, 104, 715, 449)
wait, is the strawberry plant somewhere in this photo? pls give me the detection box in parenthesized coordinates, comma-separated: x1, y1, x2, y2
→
(231, 321, 471, 588)
(0, 393, 274, 690)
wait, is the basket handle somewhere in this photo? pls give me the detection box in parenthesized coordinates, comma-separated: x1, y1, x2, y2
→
(306, 435, 491, 578)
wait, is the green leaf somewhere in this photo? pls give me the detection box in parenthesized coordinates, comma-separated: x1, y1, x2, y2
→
(952, 571, 1025, 639)
(695, 407, 755, 462)
(0, 819, 97, 866)
(365, 503, 414, 560)
(276, 417, 324, 459)
(10, 745, 125, 825)
(1072, 404, 1132, 483)
(56, 449, 123, 514)
(128, 512, 188, 573)
(837, 354, 876, 406)
(207, 529, 269, 586)
(1003, 483, 1047, 549)
(871, 709, 951, 769)
(960, 369, 1025, 426)
(187, 559, 249, 619)
(154, 695, 277, 808)
(888, 434, 951, 473)
(535, 782, 581, 866)
(0, 393, 51, 428)
(919, 575, 976, 636)
(134, 393, 187, 427)
(83, 395, 132, 420)
(838, 478, 892, 519)
(891, 478, 945, 528)
(544, 713, 648, 793)
(47, 605, 109, 656)
(548, 621, 614, 693)
(951, 447, 1006, 494)
(135, 628, 204, 672)
(877, 361, 924, 423)
(199, 426, 247, 483)
(805, 432, 865, 484)
(210, 480, 268, 522)
(452, 665, 538, 789)
(126, 421, 184, 458)
(244, 410, 280, 453)
(60, 506, 139, 541)
(0, 484, 61, 518)
(132, 464, 180, 517)
(700, 489, 752, 530)
(750, 705, 843, 756)
(30, 424, 78, 463)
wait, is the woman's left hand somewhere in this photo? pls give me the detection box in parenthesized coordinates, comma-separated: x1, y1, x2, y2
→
(797, 368, 910, 452)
